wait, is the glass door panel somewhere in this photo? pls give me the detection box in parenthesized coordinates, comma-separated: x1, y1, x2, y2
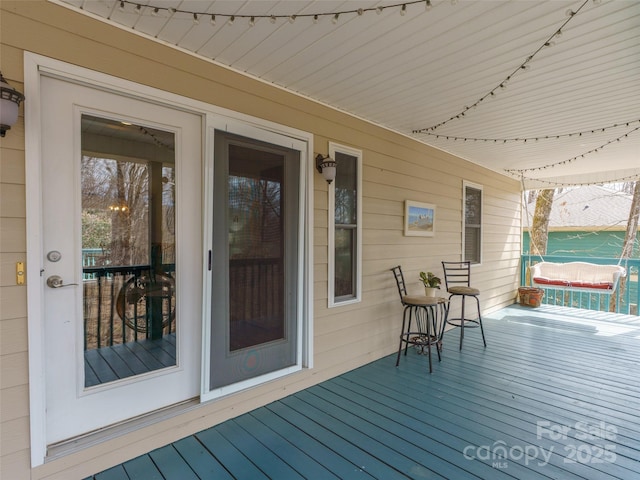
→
(81, 114, 176, 387)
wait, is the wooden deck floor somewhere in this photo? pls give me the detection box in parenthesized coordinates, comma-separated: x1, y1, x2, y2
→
(84, 334, 176, 387)
(88, 305, 640, 479)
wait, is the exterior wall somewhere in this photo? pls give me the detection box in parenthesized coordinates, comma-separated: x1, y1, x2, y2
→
(0, 1, 521, 478)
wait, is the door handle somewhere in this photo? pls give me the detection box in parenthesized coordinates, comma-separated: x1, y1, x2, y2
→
(46, 275, 78, 288)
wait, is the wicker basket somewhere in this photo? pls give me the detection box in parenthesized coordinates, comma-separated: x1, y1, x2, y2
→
(518, 287, 544, 307)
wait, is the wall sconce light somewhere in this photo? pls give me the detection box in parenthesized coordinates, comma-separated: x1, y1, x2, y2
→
(0, 72, 26, 138)
(315, 154, 337, 184)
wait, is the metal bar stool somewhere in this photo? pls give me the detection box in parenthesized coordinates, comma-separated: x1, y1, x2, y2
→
(441, 261, 486, 350)
(390, 266, 447, 373)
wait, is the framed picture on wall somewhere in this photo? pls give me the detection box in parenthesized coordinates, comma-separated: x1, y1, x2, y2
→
(404, 200, 436, 237)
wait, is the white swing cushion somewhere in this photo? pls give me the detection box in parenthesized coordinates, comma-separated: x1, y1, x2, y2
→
(531, 261, 626, 292)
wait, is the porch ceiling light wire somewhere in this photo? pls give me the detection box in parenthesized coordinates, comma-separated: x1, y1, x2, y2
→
(516, 170, 640, 189)
(412, 0, 591, 134)
(115, 0, 432, 22)
(417, 120, 640, 144)
(504, 124, 640, 175)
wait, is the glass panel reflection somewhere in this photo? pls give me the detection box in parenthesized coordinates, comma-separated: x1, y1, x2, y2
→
(228, 144, 285, 351)
(81, 114, 177, 387)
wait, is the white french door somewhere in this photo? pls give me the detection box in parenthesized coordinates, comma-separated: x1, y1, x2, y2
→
(40, 75, 202, 445)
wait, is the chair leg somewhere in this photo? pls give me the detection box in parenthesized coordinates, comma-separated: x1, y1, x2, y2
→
(430, 306, 442, 361)
(395, 307, 409, 366)
(459, 295, 465, 350)
(475, 296, 487, 347)
(404, 307, 414, 357)
(424, 307, 433, 373)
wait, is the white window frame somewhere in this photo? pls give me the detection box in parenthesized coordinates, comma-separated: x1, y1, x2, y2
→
(328, 142, 362, 307)
(462, 180, 483, 265)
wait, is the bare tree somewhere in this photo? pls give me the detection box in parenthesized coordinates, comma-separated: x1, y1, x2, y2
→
(611, 181, 640, 312)
(529, 189, 555, 256)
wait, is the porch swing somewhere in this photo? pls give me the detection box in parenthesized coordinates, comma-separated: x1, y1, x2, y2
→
(521, 182, 627, 305)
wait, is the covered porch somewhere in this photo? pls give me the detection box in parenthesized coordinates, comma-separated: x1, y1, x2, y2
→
(87, 304, 640, 479)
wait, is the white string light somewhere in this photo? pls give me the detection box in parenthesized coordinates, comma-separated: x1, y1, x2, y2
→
(115, 0, 432, 23)
(419, 120, 640, 143)
(519, 172, 640, 189)
(413, 0, 591, 134)
(504, 124, 640, 175)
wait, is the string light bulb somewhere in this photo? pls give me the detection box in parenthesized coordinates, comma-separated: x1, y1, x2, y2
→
(249, 16, 255, 26)
(210, 14, 216, 25)
(110, 0, 447, 27)
(193, 13, 199, 24)
(413, 0, 590, 134)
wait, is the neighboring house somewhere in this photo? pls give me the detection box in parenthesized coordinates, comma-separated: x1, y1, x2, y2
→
(0, 2, 551, 479)
(523, 185, 639, 258)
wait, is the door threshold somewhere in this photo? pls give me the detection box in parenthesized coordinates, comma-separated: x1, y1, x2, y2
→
(46, 397, 200, 461)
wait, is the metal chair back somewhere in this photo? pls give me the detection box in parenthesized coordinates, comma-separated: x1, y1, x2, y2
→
(390, 265, 408, 301)
(442, 261, 472, 290)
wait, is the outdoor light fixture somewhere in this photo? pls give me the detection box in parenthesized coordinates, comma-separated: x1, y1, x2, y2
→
(315, 154, 337, 184)
(0, 72, 25, 137)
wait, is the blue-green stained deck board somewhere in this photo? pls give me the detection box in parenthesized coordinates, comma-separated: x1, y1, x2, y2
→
(88, 305, 640, 479)
(234, 412, 342, 480)
(92, 465, 129, 480)
(268, 400, 408, 479)
(295, 387, 481, 480)
(147, 445, 200, 480)
(347, 356, 622, 480)
(172, 436, 234, 479)
(249, 406, 374, 479)
(121, 455, 163, 479)
(216, 420, 305, 479)
(279, 394, 438, 480)
(195, 427, 266, 479)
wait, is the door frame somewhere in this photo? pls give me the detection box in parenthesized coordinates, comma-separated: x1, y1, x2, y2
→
(24, 53, 314, 467)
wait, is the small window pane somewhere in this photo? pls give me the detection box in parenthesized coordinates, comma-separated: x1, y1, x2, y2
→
(335, 227, 355, 298)
(464, 184, 482, 264)
(465, 187, 482, 225)
(335, 152, 357, 225)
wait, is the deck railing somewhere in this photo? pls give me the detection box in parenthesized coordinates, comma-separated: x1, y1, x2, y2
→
(520, 255, 639, 316)
(83, 264, 176, 350)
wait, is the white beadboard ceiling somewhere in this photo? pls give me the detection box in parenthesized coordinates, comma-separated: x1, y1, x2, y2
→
(55, 0, 640, 188)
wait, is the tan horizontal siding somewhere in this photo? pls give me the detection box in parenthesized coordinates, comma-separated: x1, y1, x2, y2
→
(1, 1, 522, 478)
(0, 28, 29, 480)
